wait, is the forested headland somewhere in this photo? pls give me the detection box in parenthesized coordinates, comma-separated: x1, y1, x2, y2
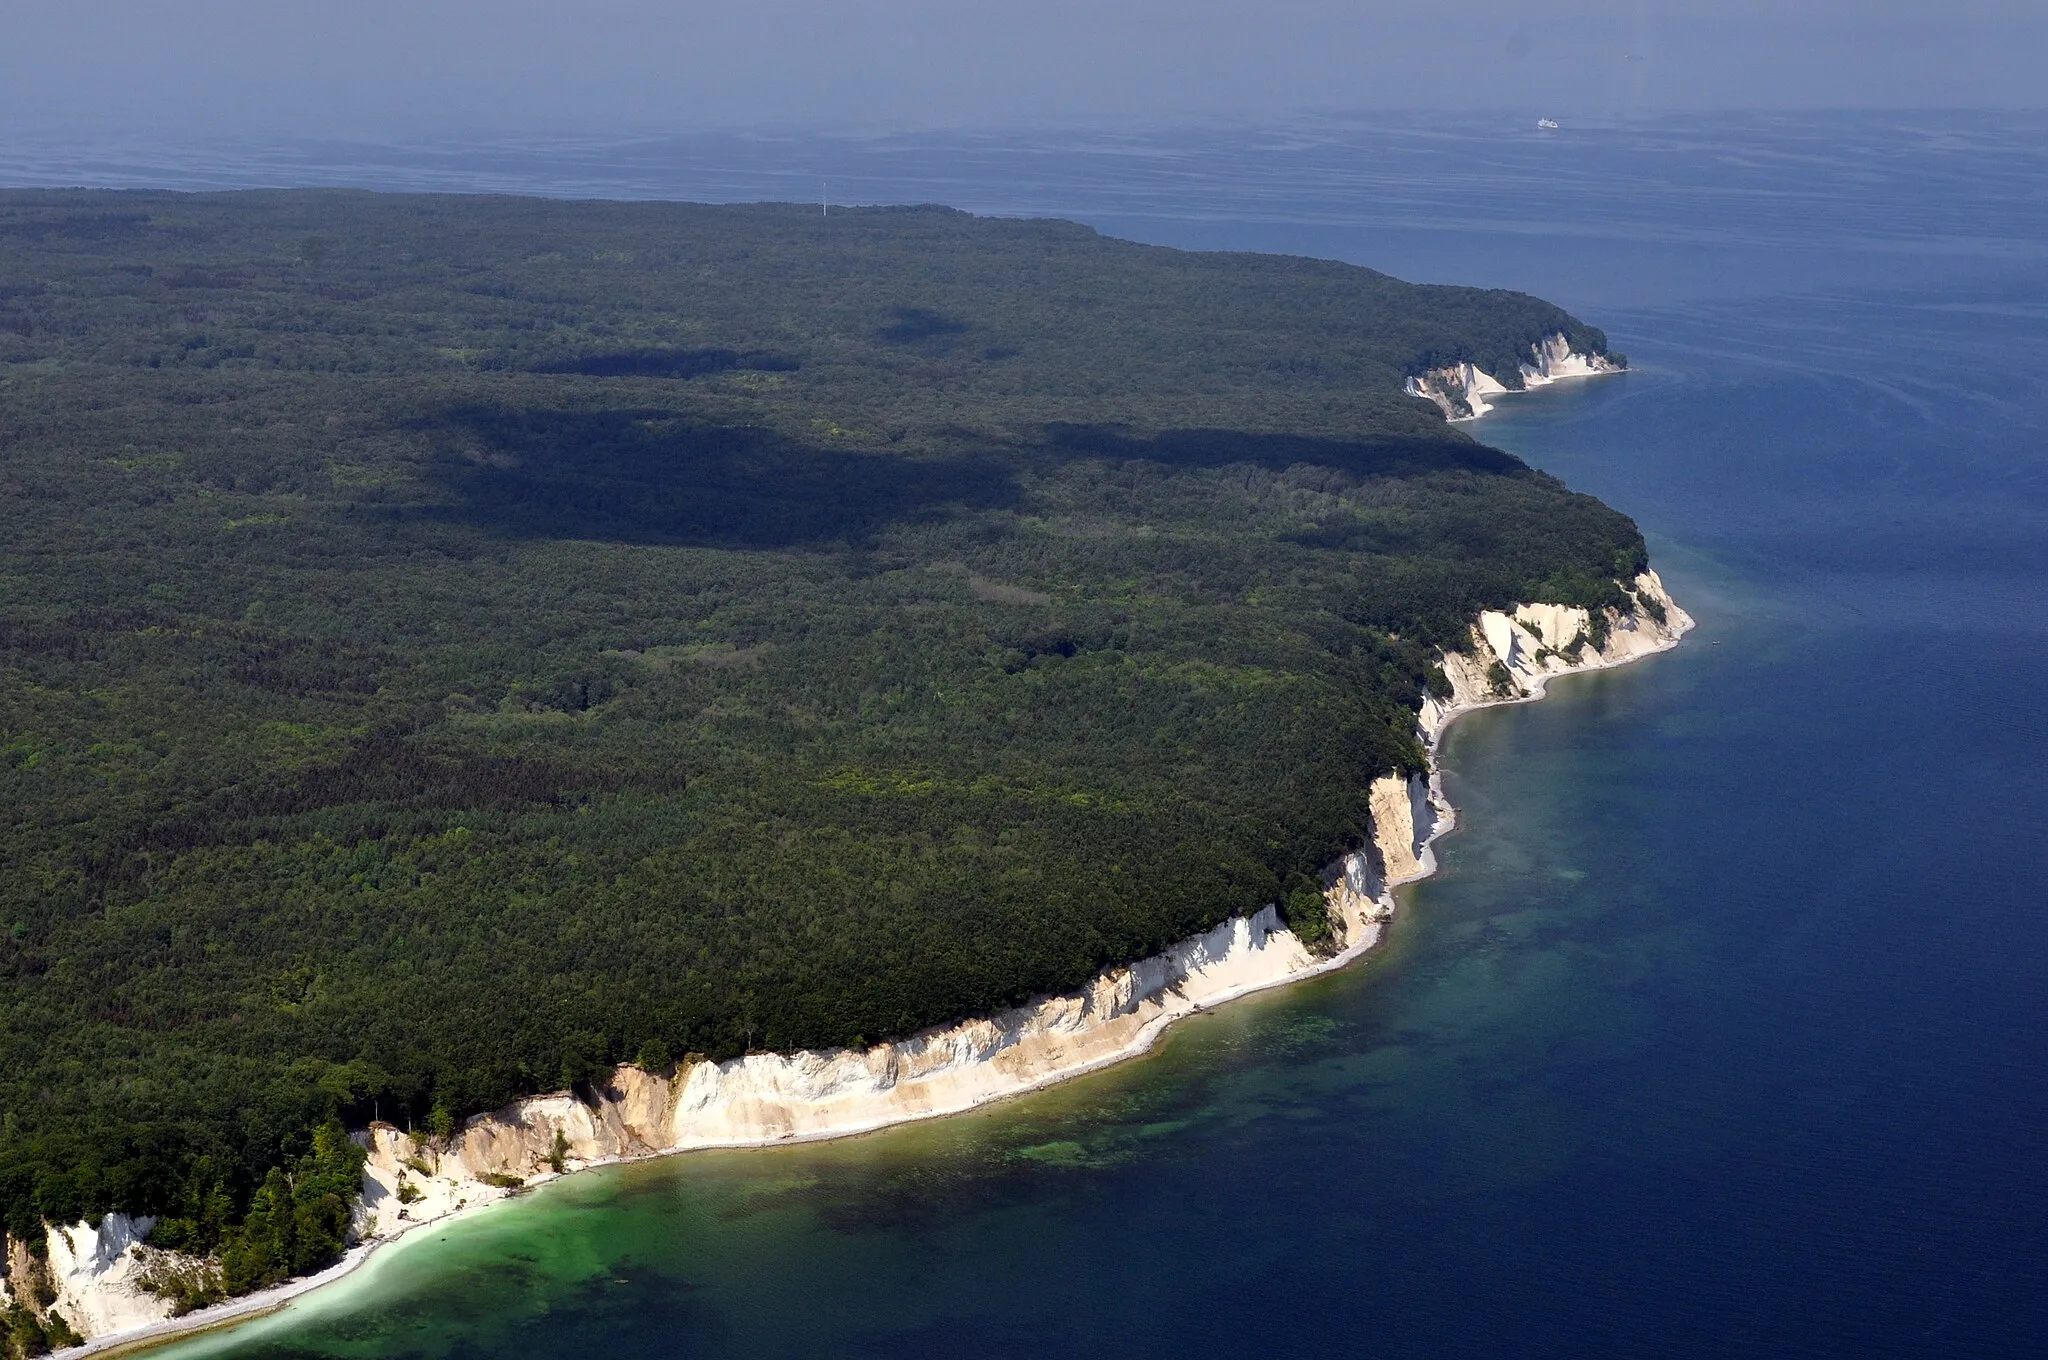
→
(0, 190, 1640, 1308)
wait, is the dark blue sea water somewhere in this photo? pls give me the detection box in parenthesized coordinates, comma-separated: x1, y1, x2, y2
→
(39, 113, 2048, 1358)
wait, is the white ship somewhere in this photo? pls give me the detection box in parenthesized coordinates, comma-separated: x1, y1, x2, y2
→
(1537, 118, 1560, 130)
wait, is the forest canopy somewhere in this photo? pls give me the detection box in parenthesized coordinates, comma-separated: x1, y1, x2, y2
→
(0, 190, 1640, 1270)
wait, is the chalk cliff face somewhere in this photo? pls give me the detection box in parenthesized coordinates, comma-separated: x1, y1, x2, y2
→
(1406, 331, 1623, 421)
(45, 578, 1691, 1351)
(2, 1231, 35, 1313)
(1420, 571, 1692, 742)
(1519, 331, 1624, 387)
(1405, 360, 1509, 421)
(1, 1213, 197, 1347)
(43, 1216, 168, 1339)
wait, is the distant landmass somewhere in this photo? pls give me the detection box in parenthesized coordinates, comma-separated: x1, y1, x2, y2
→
(0, 191, 1652, 1337)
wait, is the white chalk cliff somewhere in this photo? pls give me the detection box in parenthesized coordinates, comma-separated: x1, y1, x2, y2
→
(1405, 359, 1510, 421)
(1519, 331, 1623, 388)
(43, 1216, 166, 1338)
(1405, 331, 1623, 421)
(40, 572, 1691, 1355)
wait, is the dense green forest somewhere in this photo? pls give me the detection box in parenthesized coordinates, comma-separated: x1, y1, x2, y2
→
(0, 190, 1640, 1297)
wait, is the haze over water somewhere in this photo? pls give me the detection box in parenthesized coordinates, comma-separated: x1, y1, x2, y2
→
(83, 113, 2048, 1358)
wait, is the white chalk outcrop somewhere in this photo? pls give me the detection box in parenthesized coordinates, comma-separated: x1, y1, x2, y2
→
(1406, 331, 1624, 422)
(47, 573, 1691, 1356)
(1405, 360, 1509, 421)
(1, 1212, 219, 1351)
(1421, 570, 1691, 742)
(43, 1215, 168, 1339)
(1519, 331, 1623, 387)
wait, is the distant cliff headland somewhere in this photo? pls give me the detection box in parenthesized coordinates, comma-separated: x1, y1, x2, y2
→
(0, 191, 1652, 1350)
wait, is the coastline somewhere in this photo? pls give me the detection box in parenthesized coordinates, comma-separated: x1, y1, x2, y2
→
(52, 577, 1693, 1359)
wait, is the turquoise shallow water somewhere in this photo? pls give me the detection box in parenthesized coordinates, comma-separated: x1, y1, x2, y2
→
(70, 113, 2048, 1357)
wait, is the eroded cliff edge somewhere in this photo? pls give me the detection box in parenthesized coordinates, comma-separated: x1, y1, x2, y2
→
(21, 572, 1692, 1354)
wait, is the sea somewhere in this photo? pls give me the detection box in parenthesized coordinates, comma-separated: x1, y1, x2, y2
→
(15, 111, 2048, 1358)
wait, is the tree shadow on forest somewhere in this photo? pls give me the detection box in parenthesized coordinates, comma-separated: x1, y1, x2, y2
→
(409, 407, 1528, 551)
(877, 307, 972, 345)
(1040, 423, 1526, 479)
(528, 347, 799, 379)
(414, 406, 1021, 549)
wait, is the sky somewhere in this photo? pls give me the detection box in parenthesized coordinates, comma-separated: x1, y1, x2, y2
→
(2, 1, 2043, 138)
